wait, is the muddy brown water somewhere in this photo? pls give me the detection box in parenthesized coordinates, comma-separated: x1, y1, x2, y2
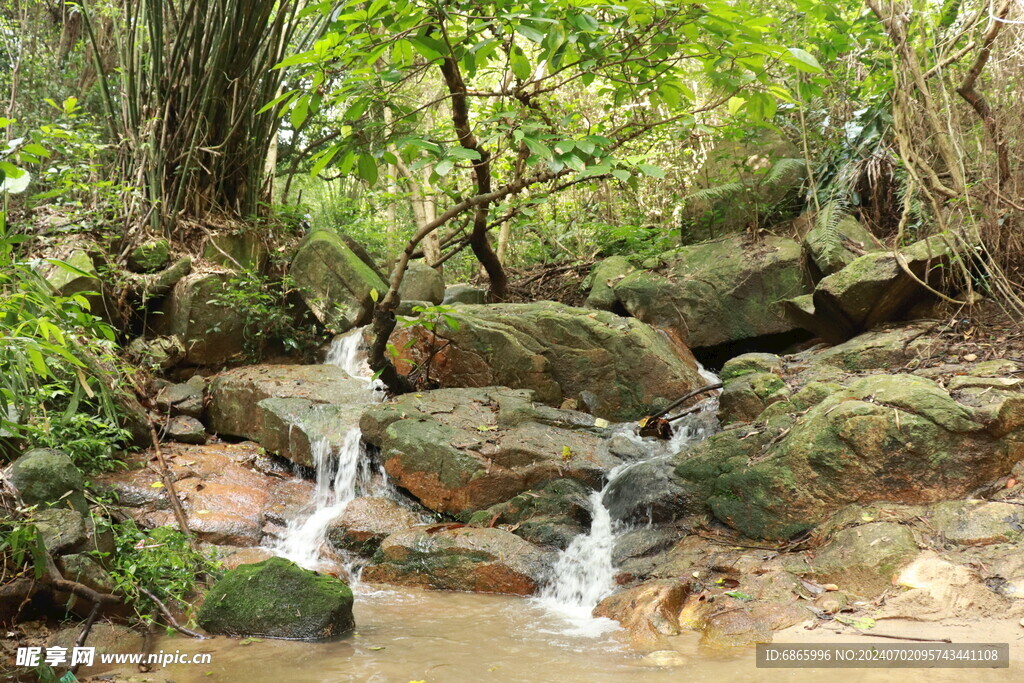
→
(88, 586, 1023, 683)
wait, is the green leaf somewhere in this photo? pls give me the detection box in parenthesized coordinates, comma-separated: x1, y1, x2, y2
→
(786, 47, 823, 73)
(611, 169, 631, 182)
(522, 137, 552, 159)
(290, 95, 309, 129)
(447, 147, 482, 161)
(516, 24, 546, 44)
(357, 154, 379, 185)
(637, 164, 665, 179)
(310, 145, 342, 176)
(510, 49, 532, 80)
(727, 96, 747, 115)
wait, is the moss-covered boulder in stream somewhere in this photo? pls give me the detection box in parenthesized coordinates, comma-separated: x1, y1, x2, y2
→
(362, 526, 555, 595)
(468, 478, 593, 549)
(610, 234, 811, 350)
(803, 214, 880, 277)
(389, 302, 705, 422)
(675, 374, 1024, 539)
(198, 557, 354, 639)
(291, 230, 387, 333)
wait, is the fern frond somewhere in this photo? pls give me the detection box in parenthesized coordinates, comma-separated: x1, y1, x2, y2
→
(683, 181, 747, 204)
(763, 157, 807, 186)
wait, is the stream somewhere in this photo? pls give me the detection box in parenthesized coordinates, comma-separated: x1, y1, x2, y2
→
(134, 330, 1023, 682)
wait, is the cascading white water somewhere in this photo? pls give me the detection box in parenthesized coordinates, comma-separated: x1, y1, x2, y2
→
(537, 369, 720, 635)
(271, 328, 388, 570)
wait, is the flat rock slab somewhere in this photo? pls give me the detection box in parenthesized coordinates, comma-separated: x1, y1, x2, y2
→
(95, 441, 313, 548)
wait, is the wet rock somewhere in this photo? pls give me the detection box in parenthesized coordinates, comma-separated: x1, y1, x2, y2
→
(593, 580, 690, 648)
(156, 272, 246, 365)
(584, 255, 635, 311)
(612, 528, 682, 567)
(719, 372, 790, 424)
(443, 283, 487, 305)
(166, 415, 207, 444)
(612, 234, 811, 350)
(604, 457, 697, 525)
(812, 591, 848, 614)
(214, 546, 275, 570)
(803, 214, 880, 277)
(127, 239, 171, 273)
(469, 478, 593, 549)
(719, 353, 784, 382)
(10, 448, 87, 513)
(326, 497, 421, 557)
(390, 301, 705, 422)
(399, 261, 444, 305)
(879, 551, 1006, 620)
(208, 364, 374, 466)
(808, 235, 955, 342)
(198, 557, 354, 639)
(155, 376, 205, 418)
(809, 522, 918, 597)
(929, 500, 1024, 546)
(202, 231, 268, 271)
(699, 608, 773, 648)
(676, 374, 1024, 539)
(291, 230, 387, 333)
(126, 335, 186, 371)
(96, 442, 291, 547)
(363, 526, 554, 595)
(34, 508, 87, 554)
(361, 387, 619, 515)
(48, 623, 144, 657)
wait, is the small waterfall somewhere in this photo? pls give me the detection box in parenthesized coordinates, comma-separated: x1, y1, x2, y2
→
(537, 369, 720, 635)
(272, 328, 387, 570)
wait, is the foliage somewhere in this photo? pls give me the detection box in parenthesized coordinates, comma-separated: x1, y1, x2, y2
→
(80, 0, 314, 235)
(0, 516, 46, 581)
(21, 394, 130, 473)
(207, 269, 321, 362)
(0, 227, 126, 460)
(104, 520, 221, 618)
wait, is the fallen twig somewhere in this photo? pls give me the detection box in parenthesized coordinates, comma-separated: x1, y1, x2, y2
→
(648, 382, 723, 421)
(138, 587, 209, 640)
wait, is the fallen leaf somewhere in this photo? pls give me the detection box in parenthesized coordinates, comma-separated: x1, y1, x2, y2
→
(150, 482, 164, 488)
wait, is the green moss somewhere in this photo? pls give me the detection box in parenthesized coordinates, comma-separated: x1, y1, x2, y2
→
(197, 557, 354, 640)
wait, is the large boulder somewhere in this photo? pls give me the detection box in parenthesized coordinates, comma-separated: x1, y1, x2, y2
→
(291, 230, 387, 333)
(157, 272, 247, 365)
(10, 448, 88, 514)
(398, 261, 444, 305)
(207, 364, 375, 466)
(197, 557, 354, 639)
(443, 283, 487, 305)
(593, 580, 690, 649)
(806, 235, 955, 342)
(360, 387, 620, 515)
(41, 248, 117, 323)
(389, 302, 705, 422)
(611, 234, 811, 350)
(675, 374, 1024, 539)
(362, 526, 554, 595)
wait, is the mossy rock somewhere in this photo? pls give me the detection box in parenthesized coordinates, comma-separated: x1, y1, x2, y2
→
(809, 522, 918, 597)
(803, 215, 879, 277)
(10, 448, 87, 514)
(718, 371, 790, 424)
(398, 261, 444, 305)
(291, 230, 387, 333)
(612, 234, 811, 349)
(388, 301, 706, 422)
(674, 374, 1023, 539)
(584, 255, 635, 312)
(197, 557, 354, 640)
(127, 239, 171, 273)
(156, 272, 247, 366)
